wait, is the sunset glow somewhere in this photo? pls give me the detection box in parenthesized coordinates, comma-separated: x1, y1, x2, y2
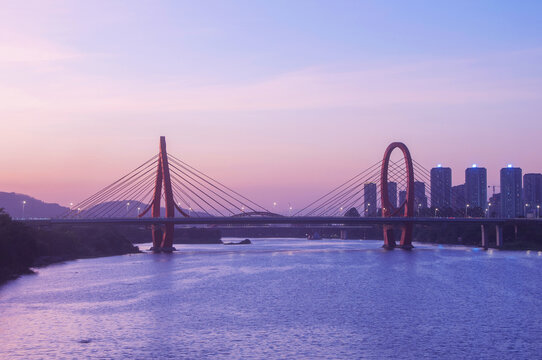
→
(1, 1, 541, 211)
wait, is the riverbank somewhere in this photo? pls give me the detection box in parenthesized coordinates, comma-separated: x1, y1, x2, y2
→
(413, 223, 542, 250)
(0, 210, 139, 284)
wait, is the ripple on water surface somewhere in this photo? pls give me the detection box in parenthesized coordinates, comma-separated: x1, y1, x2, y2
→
(1, 239, 542, 359)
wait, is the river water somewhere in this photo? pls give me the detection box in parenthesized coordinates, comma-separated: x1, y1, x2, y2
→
(1, 239, 541, 359)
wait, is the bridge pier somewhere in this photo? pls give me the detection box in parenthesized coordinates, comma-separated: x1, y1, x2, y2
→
(382, 224, 414, 250)
(496, 225, 504, 248)
(161, 223, 176, 252)
(151, 225, 163, 252)
(481, 224, 488, 250)
(382, 225, 396, 249)
(399, 223, 414, 250)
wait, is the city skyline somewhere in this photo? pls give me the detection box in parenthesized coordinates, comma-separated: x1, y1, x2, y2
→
(1, 1, 542, 209)
(5, 150, 542, 213)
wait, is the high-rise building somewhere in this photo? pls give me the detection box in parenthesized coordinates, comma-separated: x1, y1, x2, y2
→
(523, 173, 542, 216)
(452, 184, 466, 211)
(364, 182, 377, 216)
(387, 181, 397, 208)
(399, 190, 406, 207)
(430, 165, 452, 208)
(465, 165, 487, 209)
(500, 165, 522, 218)
(488, 193, 501, 218)
(414, 181, 427, 209)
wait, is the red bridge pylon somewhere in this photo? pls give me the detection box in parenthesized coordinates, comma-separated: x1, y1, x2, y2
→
(145, 136, 186, 252)
(380, 142, 415, 249)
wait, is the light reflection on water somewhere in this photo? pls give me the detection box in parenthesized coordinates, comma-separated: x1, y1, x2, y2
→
(1, 239, 542, 359)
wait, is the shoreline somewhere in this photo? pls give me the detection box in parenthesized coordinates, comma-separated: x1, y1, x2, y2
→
(1, 247, 141, 285)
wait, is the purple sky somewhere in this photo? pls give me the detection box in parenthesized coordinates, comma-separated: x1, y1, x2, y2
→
(1, 1, 541, 213)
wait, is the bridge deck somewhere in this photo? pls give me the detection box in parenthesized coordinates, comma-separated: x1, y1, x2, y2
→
(22, 216, 542, 227)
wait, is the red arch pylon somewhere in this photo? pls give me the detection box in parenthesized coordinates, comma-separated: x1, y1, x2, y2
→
(380, 142, 415, 249)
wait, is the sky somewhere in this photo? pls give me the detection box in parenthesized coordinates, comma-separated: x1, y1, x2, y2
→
(1, 0, 541, 212)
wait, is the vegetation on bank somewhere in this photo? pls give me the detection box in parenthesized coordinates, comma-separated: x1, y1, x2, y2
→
(0, 209, 37, 282)
(0, 209, 139, 283)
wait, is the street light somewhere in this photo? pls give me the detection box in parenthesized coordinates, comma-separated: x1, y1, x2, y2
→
(465, 204, 470, 217)
(137, 207, 141, 216)
(22, 200, 26, 218)
(487, 202, 492, 218)
(537, 205, 540, 218)
(525, 203, 530, 217)
(126, 202, 130, 216)
(434, 208, 439, 217)
(288, 204, 293, 216)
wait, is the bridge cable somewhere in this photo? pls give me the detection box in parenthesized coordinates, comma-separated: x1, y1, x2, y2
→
(168, 167, 229, 216)
(88, 169, 157, 218)
(168, 154, 269, 213)
(62, 155, 158, 218)
(168, 172, 219, 216)
(295, 159, 383, 216)
(85, 167, 157, 218)
(169, 158, 262, 213)
(169, 162, 245, 215)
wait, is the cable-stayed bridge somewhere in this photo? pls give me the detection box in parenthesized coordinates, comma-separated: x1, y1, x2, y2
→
(25, 137, 542, 251)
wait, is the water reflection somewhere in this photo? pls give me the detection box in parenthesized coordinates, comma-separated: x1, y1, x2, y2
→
(1, 239, 542, 359)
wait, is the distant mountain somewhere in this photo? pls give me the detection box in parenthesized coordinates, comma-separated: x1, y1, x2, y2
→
(76, 200, 159, 218)
(0, 192, 69, 219)
(0, 191, 212, 219)
(78, 201, 210, 218)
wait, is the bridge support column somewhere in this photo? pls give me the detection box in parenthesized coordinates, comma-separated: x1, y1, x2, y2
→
(162, 223, 175, 251)
(340, 230, 348, 240)
(399, 223, 413, 249)
(152, 225, 163, 251)
(481, 224, 488, 250)
(383, 225, 396, 249)
(496, 225, 504, 248)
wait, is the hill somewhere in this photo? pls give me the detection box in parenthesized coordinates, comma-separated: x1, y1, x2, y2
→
(0, 191, 210, 219)
(0, 192, 68, 219)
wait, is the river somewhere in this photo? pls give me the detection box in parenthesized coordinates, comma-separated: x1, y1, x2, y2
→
(1, 239, 541, 359)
